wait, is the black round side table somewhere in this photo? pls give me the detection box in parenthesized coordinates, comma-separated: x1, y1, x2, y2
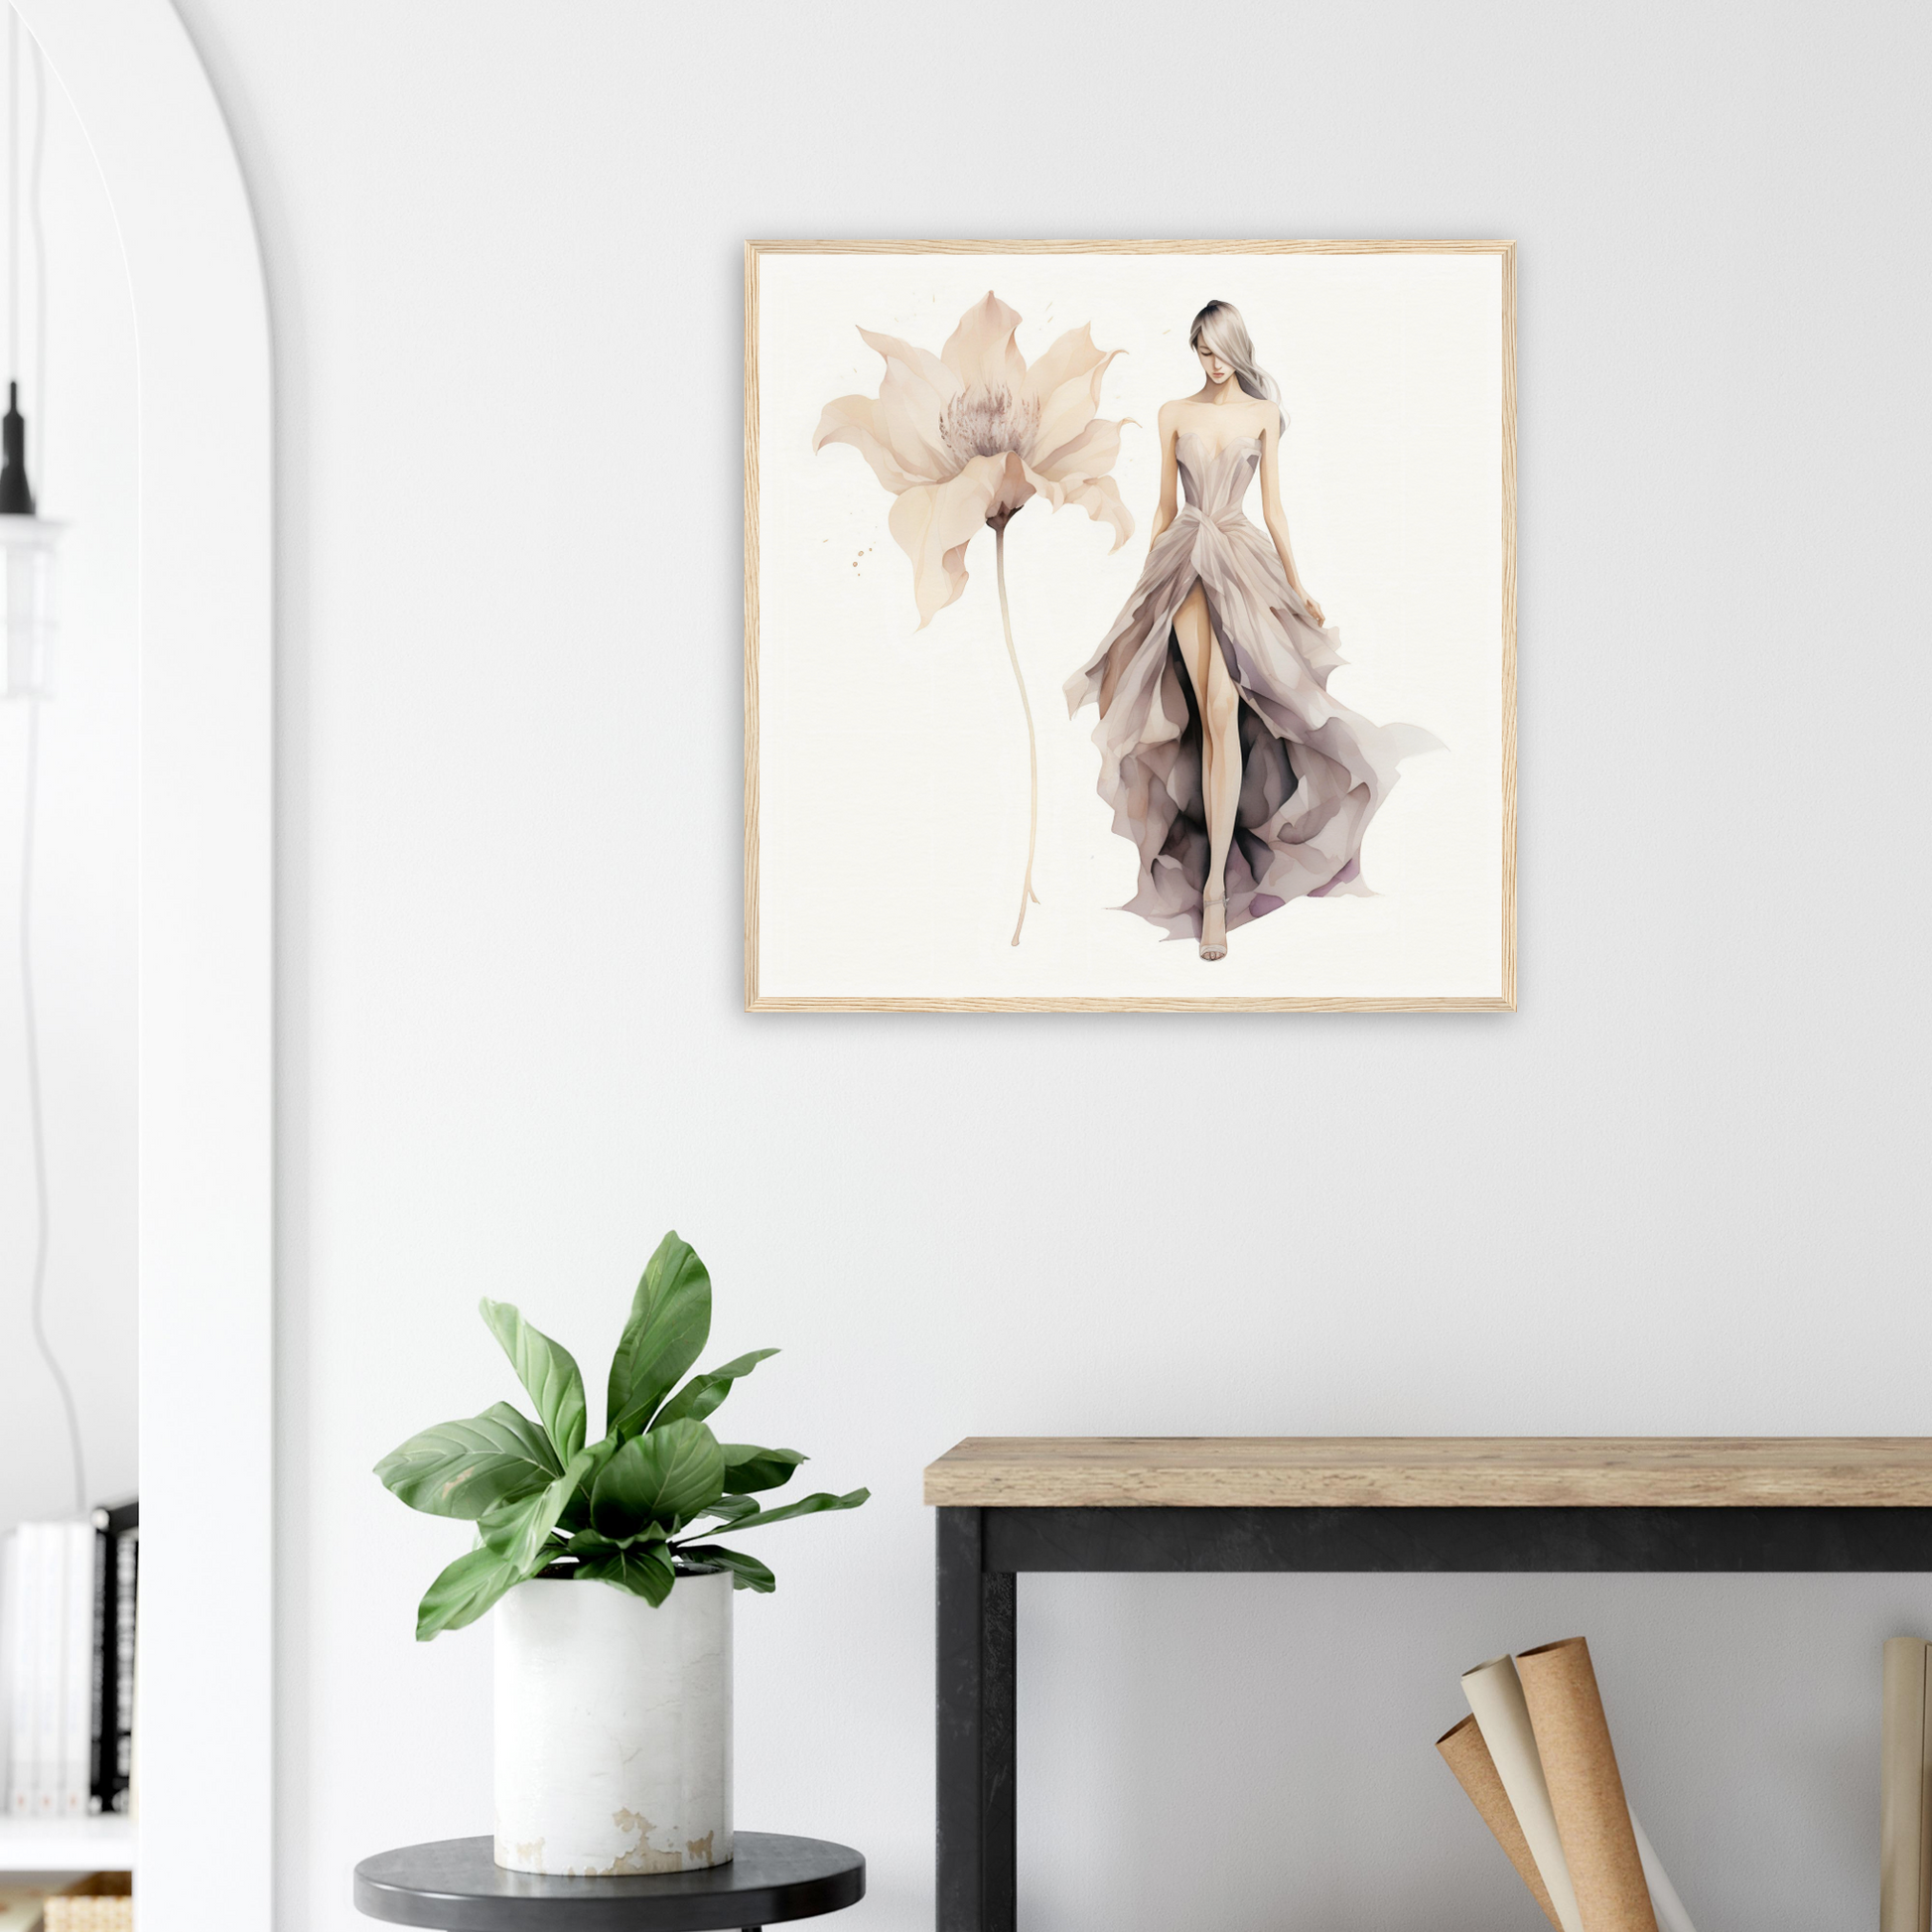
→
(353, 1834, 866, 1932)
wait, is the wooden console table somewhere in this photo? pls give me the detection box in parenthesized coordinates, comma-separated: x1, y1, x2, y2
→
(924, 1436, 1932, 1932)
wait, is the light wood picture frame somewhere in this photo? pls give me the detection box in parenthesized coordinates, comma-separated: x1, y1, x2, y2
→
(746, 240, 1516, 1012)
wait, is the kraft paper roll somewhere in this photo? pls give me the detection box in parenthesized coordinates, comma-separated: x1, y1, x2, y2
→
(1437, 1712, 1565, 1931)
(1516, 1636, 1657, 1932)
(1461, 1654, 1585, 1932)
(1881, 1636, 1932, 1932)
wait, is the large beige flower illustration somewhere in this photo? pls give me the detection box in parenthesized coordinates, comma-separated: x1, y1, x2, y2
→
(814, 292, 1133, 945)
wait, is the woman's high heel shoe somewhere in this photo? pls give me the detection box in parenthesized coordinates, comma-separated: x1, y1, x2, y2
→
(1200, 891, 1228, 962)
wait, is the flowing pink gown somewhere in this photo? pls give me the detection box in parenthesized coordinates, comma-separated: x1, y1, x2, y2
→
(1064, 431, 1436, 941)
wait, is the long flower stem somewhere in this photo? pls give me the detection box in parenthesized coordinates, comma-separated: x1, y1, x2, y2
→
(993, 523, 1039, 946)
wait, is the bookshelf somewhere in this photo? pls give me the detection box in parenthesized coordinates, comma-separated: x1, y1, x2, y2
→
(0, 1815, 135, 1871)
(924, 1436, 1932, 1932)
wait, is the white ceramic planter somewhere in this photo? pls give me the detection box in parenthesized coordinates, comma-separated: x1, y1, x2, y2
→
(493, 1568, 733, 1875)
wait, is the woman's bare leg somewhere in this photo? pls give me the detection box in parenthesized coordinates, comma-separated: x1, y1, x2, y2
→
(1174, 583, 1242, 955)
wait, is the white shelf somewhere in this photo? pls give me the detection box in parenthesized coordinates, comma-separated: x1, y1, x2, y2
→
(0, 1814, 136, 1871)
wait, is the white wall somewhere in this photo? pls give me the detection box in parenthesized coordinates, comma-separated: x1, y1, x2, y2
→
(167, 2, 1931, 1926)
(0, 33, 139, 1535)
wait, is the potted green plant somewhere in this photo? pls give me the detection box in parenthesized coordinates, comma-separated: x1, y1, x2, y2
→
(375, 1231, 867, 1877)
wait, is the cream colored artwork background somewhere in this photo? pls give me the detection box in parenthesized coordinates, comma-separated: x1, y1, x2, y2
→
(753, 249, 1504, 1003)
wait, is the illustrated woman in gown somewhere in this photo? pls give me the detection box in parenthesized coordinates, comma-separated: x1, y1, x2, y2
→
(1065, 301, 1433, 961)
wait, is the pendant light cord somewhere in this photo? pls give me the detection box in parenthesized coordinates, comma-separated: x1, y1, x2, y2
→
(28, 23, 42, 486)
(7, 8, 16, 385)
(21, 698, 85, 1517)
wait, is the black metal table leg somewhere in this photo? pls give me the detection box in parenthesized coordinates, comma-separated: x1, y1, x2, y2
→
(936, 1507, 1016, 1932)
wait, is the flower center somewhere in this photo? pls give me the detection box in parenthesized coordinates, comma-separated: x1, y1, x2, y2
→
(938, 386, 1038, 469)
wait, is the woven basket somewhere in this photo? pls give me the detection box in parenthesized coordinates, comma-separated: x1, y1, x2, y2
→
(44, 1892, 133, 1930)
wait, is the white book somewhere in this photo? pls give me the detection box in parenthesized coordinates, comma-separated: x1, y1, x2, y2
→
(3, 1522, 30, 1808)
(9, 1527, 41, 1816)
(60, 1524, 92, 1817)
(30, 1525, 65, 1818)
(0, 1530, 20, 1814)
(8, 1527, 37, 1817)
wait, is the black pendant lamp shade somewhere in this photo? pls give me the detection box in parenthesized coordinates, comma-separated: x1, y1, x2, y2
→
(0, 371, 56, 695)
(0, 379, 33, 515)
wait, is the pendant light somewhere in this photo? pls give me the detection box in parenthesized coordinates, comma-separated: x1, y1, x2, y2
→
(1, 6, 58, 701)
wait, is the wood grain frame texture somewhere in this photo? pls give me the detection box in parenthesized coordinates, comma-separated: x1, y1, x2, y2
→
(921, 1438, 1932, 1509)
(744, 238, 1517, 1014)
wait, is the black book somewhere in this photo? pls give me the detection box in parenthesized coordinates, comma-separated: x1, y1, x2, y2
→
(88, 1499, 137, 1815)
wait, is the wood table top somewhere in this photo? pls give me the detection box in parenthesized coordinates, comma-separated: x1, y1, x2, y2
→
(922, 1438, 1932, 1508)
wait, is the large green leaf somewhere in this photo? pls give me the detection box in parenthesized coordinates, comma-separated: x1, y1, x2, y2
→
(481, 1448, 598, 1574)
(375, 1402, 562, 1519)
(720, 1444, 806, 1494)
(590, 1419, 727, 1540)
(692, 1493, 761, 1530)
(654, 1348, 779, 1429)
(565, 1521, 669, 1557)
(415, 1545, 525, 1640)
(713, 1486, 869, 1534)
(605, 1233, 712, 1439)
(558, 1436, 621, 1535)
(575, 1542, 676, 1607)
(480, 1299, 587, 1460)
(673, 1544, 776, 1593)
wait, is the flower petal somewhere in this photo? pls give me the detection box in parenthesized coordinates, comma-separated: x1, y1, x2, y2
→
(1019, 462, 1065, 511)
(940, 293, 1027, 397)
(856, 327, 957, 399)
(887, 454, 1007, 628)
(1043, 470, 1134, 551)
(1021, 324, 1111, 411)
(1031, 350, 1124, 471)
(857, 328, 959, 482)
(989, 452, 1036, 520)
(812, 394, 926, 493)
(1033, 414, 1130, 483)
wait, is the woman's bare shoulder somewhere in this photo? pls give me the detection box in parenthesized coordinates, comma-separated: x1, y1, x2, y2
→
(1155, 398, 1203, 450)
(1166, 395, 1278, 432)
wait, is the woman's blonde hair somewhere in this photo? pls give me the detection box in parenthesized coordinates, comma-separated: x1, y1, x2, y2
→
(1188, 300, 1280, 407)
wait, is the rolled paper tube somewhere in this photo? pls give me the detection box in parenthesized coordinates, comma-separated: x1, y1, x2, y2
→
(1921, 1643, 1932, 1932)
(1437, 1713, 1564, 1931)
(1880, 1636, 1931, 1932)
(1461, 1654, 1584, 1932)
(1516, 1637, 1657, 1932)
(1628, 1814, 1697, 1932)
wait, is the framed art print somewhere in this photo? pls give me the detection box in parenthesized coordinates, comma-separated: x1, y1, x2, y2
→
(745, 240, 1516, 1012)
